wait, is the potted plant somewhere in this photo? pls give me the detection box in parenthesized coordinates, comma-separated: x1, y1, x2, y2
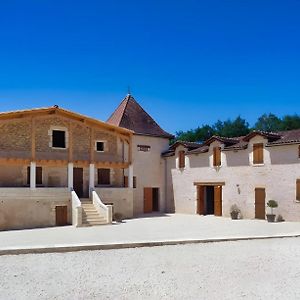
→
(266, 200, 278, 222)
(230, 204, 241, 220)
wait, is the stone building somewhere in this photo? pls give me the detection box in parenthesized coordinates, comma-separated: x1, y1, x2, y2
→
(0, 94, 300, 230)
(163, 130, 300, 221)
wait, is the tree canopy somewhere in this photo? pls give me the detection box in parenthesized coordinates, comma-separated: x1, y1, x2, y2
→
(174, 113, 300, 143)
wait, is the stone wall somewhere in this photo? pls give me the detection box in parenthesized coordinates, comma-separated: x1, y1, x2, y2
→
(0, 114, 123, 163)
(95, 187, 133, 218)
(0, 188, 71, 230)
(0, 119, 31, 158)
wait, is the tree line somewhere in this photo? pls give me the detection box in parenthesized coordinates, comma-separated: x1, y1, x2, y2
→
(174, 113, 300, 143)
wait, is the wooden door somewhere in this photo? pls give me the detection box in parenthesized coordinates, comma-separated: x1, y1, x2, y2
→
(255, 188, 266, 219)
(144, 188, 153, 213)
(55, 206, 68, 226)
(197, 185, 205, 215)
(73, 168, 83, 198)
(214, 186, 222, 216)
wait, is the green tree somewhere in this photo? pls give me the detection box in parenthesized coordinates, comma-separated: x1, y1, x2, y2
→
(254, 113, 282, 132)
(281, 114, 300, 130)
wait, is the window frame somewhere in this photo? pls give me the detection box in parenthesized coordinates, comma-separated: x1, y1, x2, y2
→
(95, 140, 106, 153)
(49, 126, 68, 150)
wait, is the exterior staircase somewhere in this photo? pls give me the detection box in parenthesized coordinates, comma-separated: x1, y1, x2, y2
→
(81, 198, 107, 226)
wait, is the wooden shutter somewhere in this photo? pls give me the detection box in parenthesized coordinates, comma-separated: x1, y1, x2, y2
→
(213, 147, 221, 166)
(178, 151, 185, 168)
(214, 186, 222, 216)
(98, 169, 110, 185)
(197, 185, 205, 215)
(297, 179, 300, 201)
(253, 143, 264, 164)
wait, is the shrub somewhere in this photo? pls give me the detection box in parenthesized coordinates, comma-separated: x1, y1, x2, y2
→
(267, 200, 278, 215)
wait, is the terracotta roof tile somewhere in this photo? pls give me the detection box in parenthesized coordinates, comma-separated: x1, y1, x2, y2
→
(107, 95, 174, 139)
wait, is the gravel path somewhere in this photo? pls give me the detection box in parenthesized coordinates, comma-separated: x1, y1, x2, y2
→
(1, 237, 300, 300)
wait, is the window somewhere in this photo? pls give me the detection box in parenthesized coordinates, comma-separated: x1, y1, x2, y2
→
(124, 176, 137, 188)
(178, 150, 185, 168)
(297, 179, 300, 201)
(138, 145, 150, 152)
(52, 130, 66, 148)
(27, 166, 42, 185)
(298, 145, 300, 158)
(96, 141, 105, 152)
(213, 147, 221, 167)
(253, 143, 264, 164)
(98, 168, 110, 185)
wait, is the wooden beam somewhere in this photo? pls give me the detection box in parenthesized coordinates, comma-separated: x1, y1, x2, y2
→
(194, 182, 225, 186)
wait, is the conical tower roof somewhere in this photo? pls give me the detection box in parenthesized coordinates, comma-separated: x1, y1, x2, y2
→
(107, 94, 173, 139)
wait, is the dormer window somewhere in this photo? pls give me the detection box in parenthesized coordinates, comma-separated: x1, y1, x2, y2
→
(178, 150, 185, 168)
(213, 147, 221, 167)
(253, 143, 264, 164)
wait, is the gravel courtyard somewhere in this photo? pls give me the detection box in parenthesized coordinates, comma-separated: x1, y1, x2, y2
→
(1, 237, 300, 300)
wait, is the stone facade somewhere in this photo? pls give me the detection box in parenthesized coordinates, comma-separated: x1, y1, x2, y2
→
(166, 136, 300, 221)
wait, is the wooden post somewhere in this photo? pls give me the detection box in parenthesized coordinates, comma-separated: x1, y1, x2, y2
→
(68, 122, 73, 162)
(31, 117, 36, 161)
(90, 127, 94, 163)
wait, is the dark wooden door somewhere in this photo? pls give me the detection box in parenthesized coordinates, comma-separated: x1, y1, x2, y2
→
(73, 167, 83, 198)
(55, 206, 68, 226)
(214, 186, 222, 216)
(144, 188, 153, 213)
(255, 188, 266, 219)
(197, 185, 205, 215)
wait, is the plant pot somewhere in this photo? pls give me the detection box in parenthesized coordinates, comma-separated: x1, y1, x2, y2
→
(230, 212, 239, 220)
(266, 214, 276, 222)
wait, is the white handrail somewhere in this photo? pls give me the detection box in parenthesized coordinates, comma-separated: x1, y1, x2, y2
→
(71, 190, 82, 227)
(91, 189, 112, 224)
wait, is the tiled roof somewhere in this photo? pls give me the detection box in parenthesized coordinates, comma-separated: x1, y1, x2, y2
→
(169, 140, 203, 150)
(107, 94, 174, 139)
(204, 135, 240, 146)
(162, 129, 300, 157)
(266, 129, 300, 145)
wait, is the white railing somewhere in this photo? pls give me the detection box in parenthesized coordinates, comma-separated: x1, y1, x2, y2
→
(91, 189, 112, 224)
(71, 190, 82, 227)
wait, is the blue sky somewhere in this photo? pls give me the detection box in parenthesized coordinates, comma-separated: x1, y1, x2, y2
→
(0, 0, 299, 134)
